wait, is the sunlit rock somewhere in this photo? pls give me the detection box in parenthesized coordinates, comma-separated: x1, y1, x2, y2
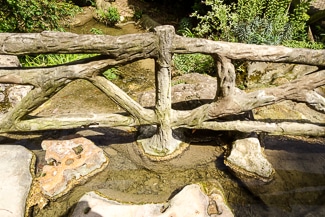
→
(0, 145, 34, 217)
(38, 136, 109, 199)
(138, 73, 218, 110)
(71, 184, 234, 217)
(65, 6, 95, 27)
(245, 62, 318, 88)
(7, 85, 33, 106)
(0, 55, 28, 112)
(224, 137, 274, 182)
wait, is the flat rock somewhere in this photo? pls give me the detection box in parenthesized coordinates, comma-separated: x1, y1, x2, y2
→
(246, 62, 318, 88)
(0, 145, 34, 217)
(66, 6, 95, 27)
(38, 136, 109, 198)
(71, 184, 234, 217)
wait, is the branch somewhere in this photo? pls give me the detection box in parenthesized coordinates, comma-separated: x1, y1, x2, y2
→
(174, 70, 325, 125)
(208, 70, 325, 118)
(0, 32, 157, 59)
(181, 120, 324, 136)
(0, 56, 141, 86)
(173, 35, 325, 66)
(1, 113, 138, 132)
(0, 57, 133, 131)
(89, 76, 156, 124)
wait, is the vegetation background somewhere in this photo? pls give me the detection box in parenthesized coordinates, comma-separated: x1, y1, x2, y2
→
(0, 0, 324, 76)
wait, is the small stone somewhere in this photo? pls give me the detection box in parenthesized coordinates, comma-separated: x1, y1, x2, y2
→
(8, 85, 33, 106)
(225, 137, 274, 182)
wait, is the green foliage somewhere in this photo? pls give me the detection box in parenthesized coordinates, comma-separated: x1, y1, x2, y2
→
(172, 53, 215, 76)
(178, 27, 196, 38)
(90, 28, 104, 35)
(289, 0, 311, 40)
(177, 17, 193, 35)
(191, 0, 234, 41)
(233, 16, 293, 45)
(133, 9, 143, 20)
(0, 0, 80, 32)
(191, 0, 314, 46)
(173, 26, 216, 75)
(103, 68, 119, 80)
(20, 54, 97, 67)
(97, 7, 120, 26)
(282, 40, 324, 49)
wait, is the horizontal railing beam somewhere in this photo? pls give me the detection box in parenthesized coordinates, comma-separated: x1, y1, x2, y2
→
(180, 120, 325, 137)
(1, 29, 324, 67)
(1, 114, 323, 137)
(0, 32, 157, 59)
(0, 113, 140, 132)
(173, 35, 325, 66)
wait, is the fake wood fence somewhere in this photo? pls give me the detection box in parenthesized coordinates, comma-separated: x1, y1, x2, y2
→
(0, 25, 324, 156)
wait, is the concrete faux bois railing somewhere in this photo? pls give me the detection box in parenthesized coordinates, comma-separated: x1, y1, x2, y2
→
(0, 25, 324, 159)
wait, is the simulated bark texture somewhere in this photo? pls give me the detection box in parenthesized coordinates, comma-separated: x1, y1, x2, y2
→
(0, 26, 324, 154)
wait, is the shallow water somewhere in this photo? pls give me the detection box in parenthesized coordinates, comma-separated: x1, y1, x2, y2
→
(67, 19, 142, 35)
(7, 128, 324, 217)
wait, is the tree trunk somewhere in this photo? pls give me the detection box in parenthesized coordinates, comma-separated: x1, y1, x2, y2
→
(137, 25, 184, 157)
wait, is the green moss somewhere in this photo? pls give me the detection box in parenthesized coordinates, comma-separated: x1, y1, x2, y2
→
(246, 69, 263, 85)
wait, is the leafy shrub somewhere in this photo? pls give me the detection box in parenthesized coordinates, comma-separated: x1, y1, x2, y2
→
(97, 7, 120, 26)
(191, 0, 235, 41)
(177, 17, 193, 35)
(0, 0, 80, 32)
(233, 16, 293, 45)
(172, 53, 215, 76)
(173, 27, 215, 75)
(191, 0, 314, 46)
(282, 40, 324, 49)
(133, 9, 143, 20)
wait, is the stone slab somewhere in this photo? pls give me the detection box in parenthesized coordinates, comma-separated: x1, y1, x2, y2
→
(0, 145, 34, 217)
(71, 184, 234, 217)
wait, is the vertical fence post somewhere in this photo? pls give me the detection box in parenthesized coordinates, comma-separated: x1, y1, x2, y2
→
(137, 25, 185, 158)
(213, 55, 236, 98)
